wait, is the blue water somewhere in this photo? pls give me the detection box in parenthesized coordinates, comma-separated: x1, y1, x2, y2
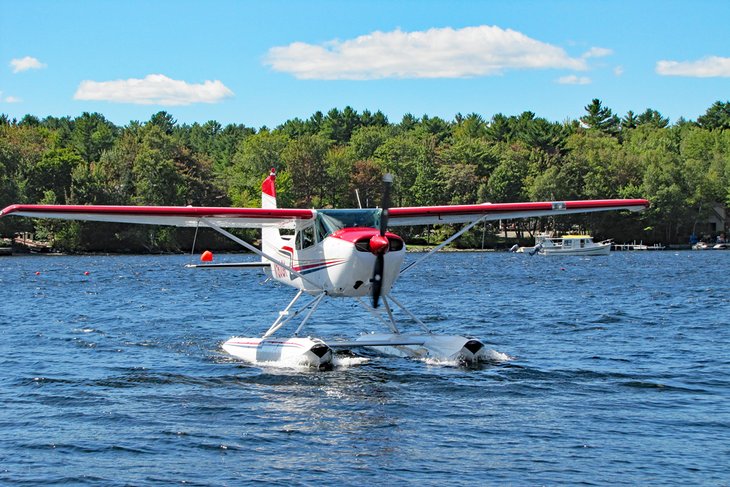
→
(1, 251, 729, 485)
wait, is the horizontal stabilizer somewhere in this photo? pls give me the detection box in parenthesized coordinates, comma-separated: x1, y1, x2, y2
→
(185, 262, 270, 269)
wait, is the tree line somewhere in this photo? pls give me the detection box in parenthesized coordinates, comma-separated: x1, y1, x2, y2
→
(1, 99, 729, 251)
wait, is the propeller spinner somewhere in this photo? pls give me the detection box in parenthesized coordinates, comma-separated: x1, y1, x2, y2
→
(371, 174, 393, 308)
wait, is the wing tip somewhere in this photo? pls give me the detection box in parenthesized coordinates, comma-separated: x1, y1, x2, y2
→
(634, 198, 650, 211)
(0, 204, 19, 217)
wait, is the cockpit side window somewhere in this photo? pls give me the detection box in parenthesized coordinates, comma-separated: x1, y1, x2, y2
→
(296, 225, 317, 249)
(315, 217, 329, 242)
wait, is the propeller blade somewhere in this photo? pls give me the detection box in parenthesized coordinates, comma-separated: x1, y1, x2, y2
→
(372, 173, 393, 308)
(379, 174, 393, 236)
(372, 253, 384, 308)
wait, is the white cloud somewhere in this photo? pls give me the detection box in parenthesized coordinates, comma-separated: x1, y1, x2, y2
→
(0, 91, 21, 103)
(557, 75, 591, 85)
(73, 74, 234, 105)
(10, 56, 46, 73)
(582, 47, 613, 59)
(656, 56, 730, 77)
(613, 65, 624, 76)
(265, 25, 587, 80)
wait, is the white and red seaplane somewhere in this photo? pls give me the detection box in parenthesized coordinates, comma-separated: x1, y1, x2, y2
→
(1, 170, 649, 367)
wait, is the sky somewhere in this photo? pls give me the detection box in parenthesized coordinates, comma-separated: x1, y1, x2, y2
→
(1, 0, 729, 128)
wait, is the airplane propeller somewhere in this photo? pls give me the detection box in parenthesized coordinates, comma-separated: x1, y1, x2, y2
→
(370, 174, 393, 308)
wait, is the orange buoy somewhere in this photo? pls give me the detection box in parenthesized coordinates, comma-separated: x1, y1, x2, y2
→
(201, 250, 214, 262)
(84, 271, 90, 276)
(35, 271, 41, 276)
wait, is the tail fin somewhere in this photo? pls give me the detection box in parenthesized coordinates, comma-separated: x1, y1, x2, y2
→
(261, 168, 277, 209)
(261, 168, 280, 258)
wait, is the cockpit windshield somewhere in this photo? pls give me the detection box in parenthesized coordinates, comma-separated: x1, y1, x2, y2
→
(316, 209, 381, 238)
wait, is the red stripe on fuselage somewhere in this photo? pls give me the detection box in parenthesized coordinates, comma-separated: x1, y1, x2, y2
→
(292, 259, 346, 272)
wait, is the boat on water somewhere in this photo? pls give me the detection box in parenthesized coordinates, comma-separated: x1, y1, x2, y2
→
(693, 241, 730, 250)
(518, 233, 612, 256)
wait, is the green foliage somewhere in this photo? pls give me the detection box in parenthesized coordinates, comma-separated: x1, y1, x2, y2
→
(229, 130, 289, 206)
(133, 125, 184, 206)
(349, 159, 383, 208)
(373, 133, 423, 206)
(581, 99, 620, 135)
(697, 101, 730, 130)
(282, 134, 331, 207)
(71, 112, 117, 163)
(26, 148, 83, 203)
(349, 125, 393, 160)
(637, 109, 670, 128)
(488, 148, 529, 202)
(324, 145, 356, 207)
(2, 99, 730, 249)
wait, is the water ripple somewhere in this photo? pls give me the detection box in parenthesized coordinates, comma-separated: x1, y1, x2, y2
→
(0, 252, 729, 485)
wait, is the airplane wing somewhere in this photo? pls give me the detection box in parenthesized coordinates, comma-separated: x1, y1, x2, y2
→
(387, 199, 649, 226)
(0, 204, 315, 229)
(2, 199, 649, 228)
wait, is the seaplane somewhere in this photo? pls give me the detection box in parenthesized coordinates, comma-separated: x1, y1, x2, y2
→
(1, 169, 649, 367)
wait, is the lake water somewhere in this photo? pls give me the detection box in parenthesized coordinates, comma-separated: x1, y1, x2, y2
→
(1, 251, 728, 485)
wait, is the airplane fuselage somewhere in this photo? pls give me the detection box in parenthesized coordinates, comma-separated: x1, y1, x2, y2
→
(267, 225, 406, 297)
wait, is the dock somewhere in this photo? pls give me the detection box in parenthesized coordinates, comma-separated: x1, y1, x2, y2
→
(612, 241, 665, 251)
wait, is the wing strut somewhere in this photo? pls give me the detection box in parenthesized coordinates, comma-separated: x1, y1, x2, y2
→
(400, 215, 488, 276)
(261, 290, 327, 338)
(386, 294, 432, 333)
(355, 297, 399, 333)
(200, 218, 323, 291)
(354, 294, 433, 334)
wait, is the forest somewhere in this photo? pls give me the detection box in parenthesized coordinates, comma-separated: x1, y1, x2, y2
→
(1, 99, 729, 251)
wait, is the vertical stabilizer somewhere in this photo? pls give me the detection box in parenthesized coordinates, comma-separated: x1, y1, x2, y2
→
(261, 169, 280, 258)
(262, 168, 277, 209)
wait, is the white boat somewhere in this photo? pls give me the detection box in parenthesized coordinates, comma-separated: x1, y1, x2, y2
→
(532, 233, 612, 256)
(693, 242, 730, 250)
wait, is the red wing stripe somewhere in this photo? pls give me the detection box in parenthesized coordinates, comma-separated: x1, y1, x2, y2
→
(1, 204, 313, 219)
(389, 199, 649, 217)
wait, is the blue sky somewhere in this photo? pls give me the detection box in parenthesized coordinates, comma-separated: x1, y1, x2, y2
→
(1, 0, 729, 128)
